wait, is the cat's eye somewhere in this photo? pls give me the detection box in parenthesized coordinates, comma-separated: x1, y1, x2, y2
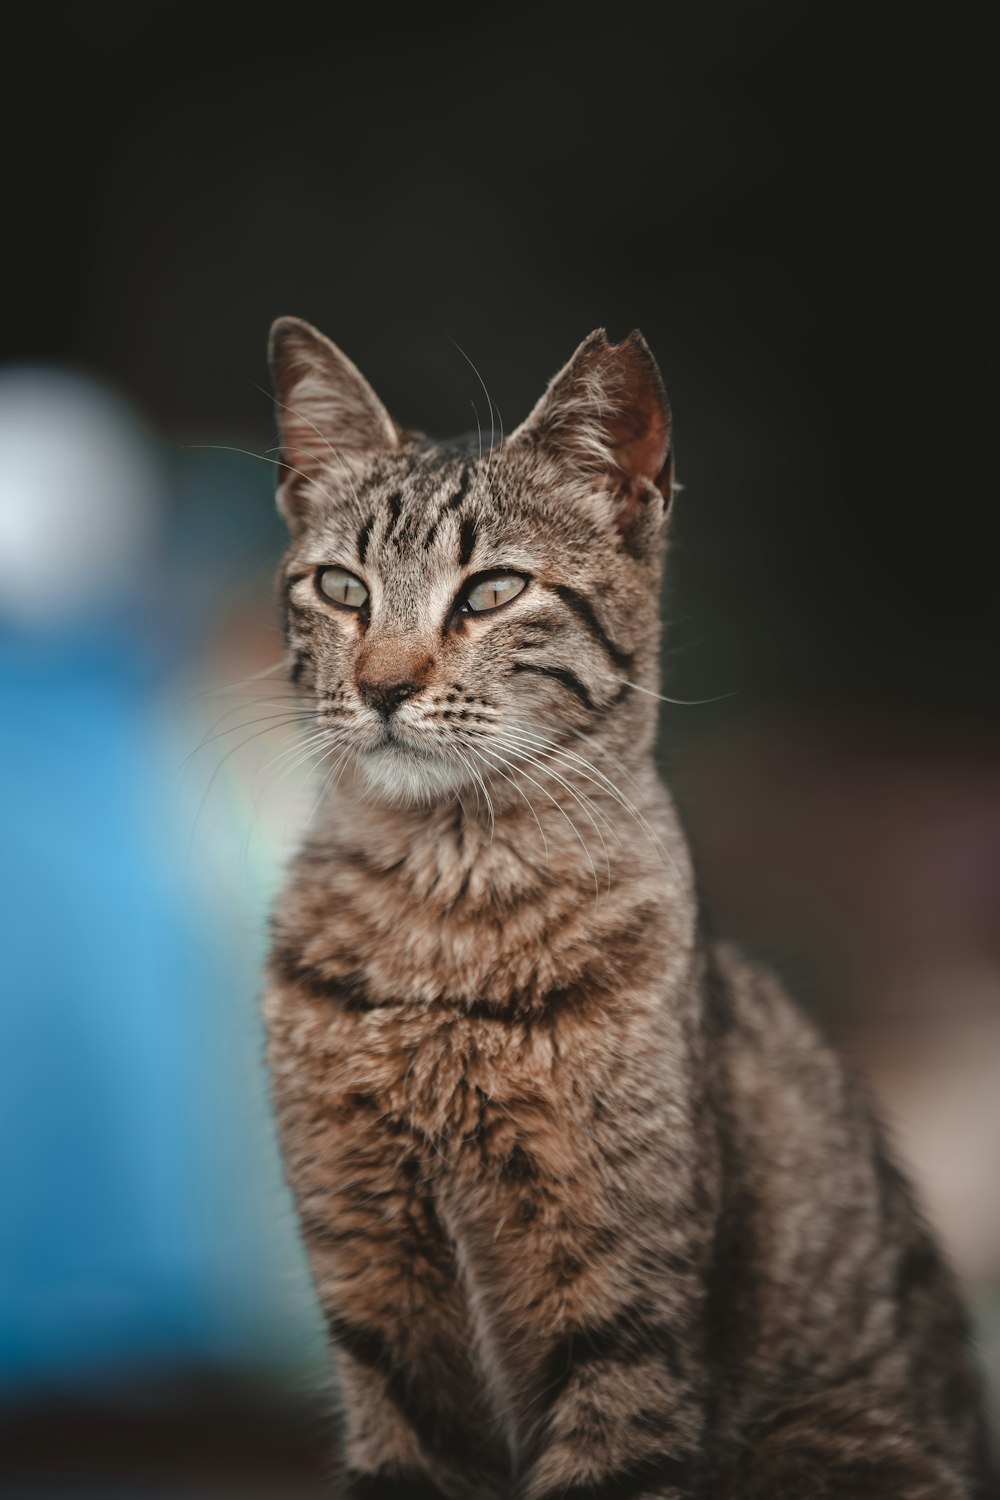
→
(461, 573, 528, 614)
(318, 566, 369, 610)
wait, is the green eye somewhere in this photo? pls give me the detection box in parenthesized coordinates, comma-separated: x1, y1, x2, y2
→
(462, 574, 528, 614)
(318, 566, 369, 609)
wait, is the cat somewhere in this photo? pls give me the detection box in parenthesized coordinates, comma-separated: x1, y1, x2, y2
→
(262, 317, 991, 1499)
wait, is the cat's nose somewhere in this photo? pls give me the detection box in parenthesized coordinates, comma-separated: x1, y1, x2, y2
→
(358, 676, 421, 717)
(355, 639, 434, 718)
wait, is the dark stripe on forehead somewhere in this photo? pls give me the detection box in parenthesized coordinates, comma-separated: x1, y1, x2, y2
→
(458, 514, 478, 568)
(383, 491, 403, 541)
(440, 466, 471, 517)
(511, 662, 595, 710)
(357, 513, 374, 564)
(550, 584, 633, 669)
(424, 466, 471, 548)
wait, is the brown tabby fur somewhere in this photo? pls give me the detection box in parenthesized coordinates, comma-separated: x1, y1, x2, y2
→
(262, 318, 990, 1498)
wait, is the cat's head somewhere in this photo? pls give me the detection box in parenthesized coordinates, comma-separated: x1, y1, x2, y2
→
(269, 319, 673, 806)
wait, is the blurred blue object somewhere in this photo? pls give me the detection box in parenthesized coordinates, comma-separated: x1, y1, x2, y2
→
(0, 370, 321, 1398)
(2, 624, 211, 1385)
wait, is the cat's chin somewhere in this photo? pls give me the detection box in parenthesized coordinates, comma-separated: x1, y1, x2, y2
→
(357, 742, 471, 807)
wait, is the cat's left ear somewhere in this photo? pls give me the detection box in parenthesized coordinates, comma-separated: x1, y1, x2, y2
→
(509, 329, 673, 555)
(268, 317, 401, 530)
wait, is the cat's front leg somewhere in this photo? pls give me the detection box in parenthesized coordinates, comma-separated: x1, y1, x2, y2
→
(441, 1133, 711, 1499)
(513, 1326, 705, 1500)
(308, 1171, 511, 1500)
(274, 1099, 508, 1498)
(310, 1194, 509, 1500)
(333, 1333, 453, 1500)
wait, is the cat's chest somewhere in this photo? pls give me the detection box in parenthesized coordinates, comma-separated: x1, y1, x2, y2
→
(267, 954, 617, 1175)
(281, 850, 672, 1023)
(325, 999, 585, 1150)
(270, 857, 683, 1152)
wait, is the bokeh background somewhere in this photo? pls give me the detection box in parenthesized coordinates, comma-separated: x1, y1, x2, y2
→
(1, 5, 996, 1493)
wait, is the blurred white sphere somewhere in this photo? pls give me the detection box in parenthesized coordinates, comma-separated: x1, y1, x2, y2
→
(0, 370, 162, 626)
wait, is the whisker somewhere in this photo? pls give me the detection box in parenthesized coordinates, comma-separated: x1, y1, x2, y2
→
(257, 724, 338, 791)
(457, 746, 495, 840)
(242, 722, 354, 861)
(560, 724, 680, 868)
(476, 743, 600, 902)
(501, 724, 677, 878)
(302, 742, 354, 829)
(447, 334, 502, 484)
(565, 724, 647, 796)
(468, 398, 483, 464)
(238, 728, 336, 864)
(184, 692, 314, 749)
(181, 657, 290, 703)
(175, 708, 322, 782)
(469, 745, 548, 864)
(614, 676, 736, 706)
(451, 745, 484, 820)
(186, 443, 345, 515)
(185, 716, 326, 855)
(492, 736, 615, 891)
(251, 380, 364, 510)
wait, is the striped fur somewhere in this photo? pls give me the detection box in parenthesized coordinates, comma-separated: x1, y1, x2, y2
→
(262, 321, 991, 1498)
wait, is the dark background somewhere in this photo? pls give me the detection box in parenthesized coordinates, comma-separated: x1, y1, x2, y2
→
(4, 3, 996, 715)
(2, 5, 997, 1491)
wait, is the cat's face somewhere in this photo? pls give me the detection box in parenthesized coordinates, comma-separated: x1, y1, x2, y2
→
(270, 321, 673, 806)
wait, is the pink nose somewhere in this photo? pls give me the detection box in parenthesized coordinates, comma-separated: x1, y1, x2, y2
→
(355, 638, 434, 718)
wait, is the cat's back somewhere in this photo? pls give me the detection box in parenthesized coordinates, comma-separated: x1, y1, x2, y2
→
(711, 943, 988, 1484)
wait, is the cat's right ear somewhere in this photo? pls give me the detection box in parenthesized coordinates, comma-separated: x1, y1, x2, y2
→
(508, 329, 673, 558)
(268, 317, 401, 530)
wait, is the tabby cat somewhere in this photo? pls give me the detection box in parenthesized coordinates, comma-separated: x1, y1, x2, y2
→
(262, 318, 990, 1498)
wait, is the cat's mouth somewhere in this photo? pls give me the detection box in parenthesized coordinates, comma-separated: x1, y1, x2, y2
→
(357, 725, 469, 805)
(368, 726, 431, 757)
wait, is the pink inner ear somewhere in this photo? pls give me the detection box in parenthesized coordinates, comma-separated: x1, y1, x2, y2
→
(603, 344, 672, 523)
(610, 401, 671, 494)
(595, 347, 673, 544)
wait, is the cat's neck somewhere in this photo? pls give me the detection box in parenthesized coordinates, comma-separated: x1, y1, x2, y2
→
(282, 755, 698, 1013)
(322, 755, 690, 904)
